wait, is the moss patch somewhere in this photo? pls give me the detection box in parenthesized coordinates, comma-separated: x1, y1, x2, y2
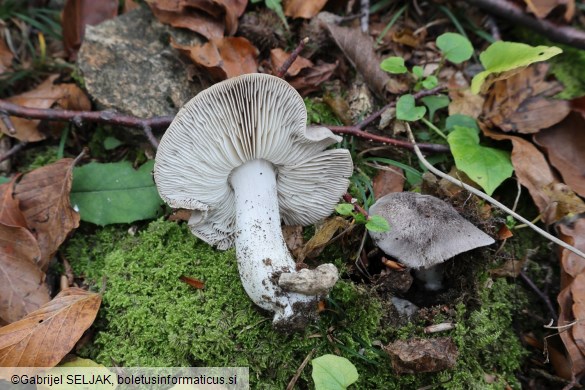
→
(65, 219, 527, 389)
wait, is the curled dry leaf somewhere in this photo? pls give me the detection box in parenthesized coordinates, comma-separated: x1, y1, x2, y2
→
(172, 37, 258, 80)
(147, 0, 247, 39)
(284, 0, 328, 19)
(373, 167, 405, 200)
(384, 337, 458, 374)
(62, 0, 118, 60)
(483, 64, 570, 134)
(0, 287, 101, 374)
(288, 62, 338, 96)
(0, 75, 91, 142)
(0, 178, 27, 228)
(297, 216, 349, 262)
(483, 127, 585, 224)
(534, 112, 585, 198)
(13, 159, 80, 270)
(323, 22, 406, 98)
(0, 224, 50, 324)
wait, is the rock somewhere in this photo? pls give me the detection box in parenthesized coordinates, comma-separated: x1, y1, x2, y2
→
(77, 7, 204, 118)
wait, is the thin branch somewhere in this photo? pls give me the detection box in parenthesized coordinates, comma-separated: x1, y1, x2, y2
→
(466, 0, 585, 50)
(286, 348, 316, 390)
(0, 113, 16, 134)
(0, 141, 28, 163)
(276, 37, 309, 78)
(520, 271, 558, 322)
(404, 123, 585, 260)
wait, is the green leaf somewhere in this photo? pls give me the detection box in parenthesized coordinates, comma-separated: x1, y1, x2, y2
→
(471, 41, 562, 94)
(312, 354, 359, 390)
(436, 32, 473, 64)
(421, 75, 438, 89)
(396, 94, 426, 121)
(380, 56, 407, 74)
(103, 136, 123, 150)
(70, 160, 164, 226)
(335, 203, 354, 216)
(265, 0, 288, 29)
(353, 213, 367, 224)
(0, 176, 9, 184)
(421, 95, 449, 120)
(447, 126, 514, 195)
(366, 215, 390, 232)
(445, 114, 478, 132)
(412, 65, 424, 79)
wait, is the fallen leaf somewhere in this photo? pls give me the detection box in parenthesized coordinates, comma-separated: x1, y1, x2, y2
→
(391, 26, 424, 48)
(288, 61, 338, 96)
(0, 177, 27, 228)
(62, 0, 118, 60)
(14, 159, 80, 270)
(322, 94, 352, 125)
(172, 37, 258, 80)
(298, 216, 349, 262)
(373, 167, 405, 200)
(0, 287, 101, 373)
(572, 272, 585, 357)
(283, 225, 305, 260)
(384, 337, 458, 374)
(324, 22, 405, 98)
(284, 0, 328, 19)
(557, 218, 585, 281)
(534, 112, 585, 198)
(489, 257, 525, 278)
(0, 224, 50, 324)
(270, 48, 313, 77)
(147, 0, 247, 39)
(0, 37, 13, 75)
(179, 275, 205, 289)
(483, 64, 570, 134)
(0, 75, 91, 142)
(558, 285, 585, 378)
(524, 0, 575, 20)
(448, 74, 484, 118)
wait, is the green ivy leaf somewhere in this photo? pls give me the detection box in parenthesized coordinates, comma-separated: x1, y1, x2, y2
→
(421, 95, 449, 120)
(380, 56, 408, 74)
(366, 215, 390, 232)
(312, 354, 359, 390)
(436, 32, 473, 64)
(412, 65, 424, 79)
(396, 94, 426, 121)
(447, 126, 514, 195)
(335, 203, 354, 216)
(70, 160, 164, 225)
(471, 41, 562, 94)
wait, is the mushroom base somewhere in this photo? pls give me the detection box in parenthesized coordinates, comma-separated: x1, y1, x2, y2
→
(230, 159, 336, 327)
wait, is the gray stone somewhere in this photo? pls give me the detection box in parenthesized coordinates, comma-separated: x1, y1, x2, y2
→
(77, 7, 204, 118)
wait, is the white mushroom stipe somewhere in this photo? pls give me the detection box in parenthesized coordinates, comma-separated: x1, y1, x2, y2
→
(154, 73, 353, 329)
(369, 192, 494, 290)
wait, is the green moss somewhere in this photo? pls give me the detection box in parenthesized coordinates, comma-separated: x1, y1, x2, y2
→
(17, 144, 59, 172)
(304, 97, 342, 125)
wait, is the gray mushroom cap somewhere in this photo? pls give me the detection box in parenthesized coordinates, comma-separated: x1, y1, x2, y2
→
(154, 73, 353, 249)
(369, 192, 495, 268)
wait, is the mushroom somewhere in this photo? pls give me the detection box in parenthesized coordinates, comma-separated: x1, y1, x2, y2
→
(154, 73, 353, 328)
(368, 192, 494, 290)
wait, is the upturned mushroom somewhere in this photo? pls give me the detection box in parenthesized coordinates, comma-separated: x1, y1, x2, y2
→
(154, 73, 353, 328)
(369, 192, 494, 290)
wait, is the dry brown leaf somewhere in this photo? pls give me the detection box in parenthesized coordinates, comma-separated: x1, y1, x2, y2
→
(0, 37, 14, 75)
(558, 285, 585, 378)
(483, 64, 570, 134)
(524, 0, 575, 20)
(0, 75, 91, 142)
(534, 112, 585, 198)
(13, 159, 80, 270)
(62, 0, 118, 60)
(384, 337, 458, 374)
(270, 48, 313, 77)
(572, 272, 585, 357)
(284, 0, 328, 19)
(283, 225, 305, 260)
(391, 26, 424, 48)
(482, 127, 585, 224)
(298, 216, 349, 262)
(147, 0, 247, 39)
(489, 257, 525, 278)
(179, 275, 205, 289)
(0, 224, 50, 324)
(324, 23, 404, 98)
(0, 178, 27, 228)
(448, 74, 484, 118)
(557, 218, 585, 281)
(0, 287, 101, 373)
(373, 167, 405, 200)
(288, 61, 337, 96)
(172, 37, 258, 80)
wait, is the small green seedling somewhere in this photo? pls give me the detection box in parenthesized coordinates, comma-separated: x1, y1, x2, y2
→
(336, 203, 390, 233)
(311, 354, 359, 390)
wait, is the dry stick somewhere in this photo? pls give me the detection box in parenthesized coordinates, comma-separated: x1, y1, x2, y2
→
(276, 37, 309, 78)
(466, 0, 585, 50)
(404, 123, 585, 260)
(520, 271, 558, 322)
(286, 348, 316, 390)
(0, 141, 28, 163)
(0, 99, 171, 149)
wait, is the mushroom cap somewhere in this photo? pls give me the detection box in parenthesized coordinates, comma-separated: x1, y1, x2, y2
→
(154, 73, 353, 249)
(369, 192, 494, 268)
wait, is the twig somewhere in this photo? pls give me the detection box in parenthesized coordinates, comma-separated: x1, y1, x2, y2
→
(0, 141, 28, 163)
(360, 0, 370, 33)
(276, 37, 309, 78)
(286, 348, 316, 390)
(520, 271, 558, 322)
(404, 123, 585, 260)
(343, 192, 369, 217)
(466, 0, 585, 50)
(0, 113, 16, 134)
(485, 15, 501, 41)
